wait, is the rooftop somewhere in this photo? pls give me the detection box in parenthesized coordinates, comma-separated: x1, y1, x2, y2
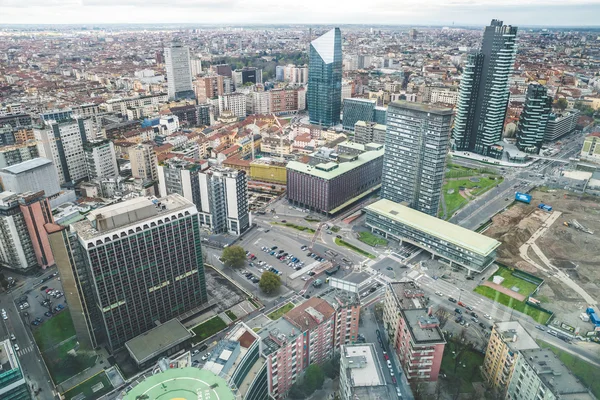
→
(284, 297, 335, 332)
(401, 309, 445, 344)
(125, 319, 192, 364)
(494, 321, 539, 352)
(287, 147, 384, 180)
(0, 157, 53, 175)
(521, 348, 594, 399)
(388, 100, 454, 115)
(311, 28, 339, 64)
(389, 281, 426, 309)
(258, 318, 300, 356)
(72, 194, 195, 240)
(345, 98, 376, 104)
(342, 343, 390, 399)
(123, 367, 235, 400)
(0, 339, 19, 373)
(365, 199, 501, 256)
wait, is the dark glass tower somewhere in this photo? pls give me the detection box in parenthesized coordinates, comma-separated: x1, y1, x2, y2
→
(516, 84, 552, 153)
(308, 28, 342, 127)
(452, 20, 518, 158)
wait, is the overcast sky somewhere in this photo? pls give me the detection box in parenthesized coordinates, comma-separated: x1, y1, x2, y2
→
(0, 0, 598, 26)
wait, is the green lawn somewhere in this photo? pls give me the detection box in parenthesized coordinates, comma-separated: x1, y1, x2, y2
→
(335, 238, 376, 259)
(225, 310, 237, 321)
(443, 176, 504, 217)
(537, 340, 600, 398)
(330, 226, 340, 233)
(191, 316, 227, 341)
(267, 303, 295, 320)
(33, 309, 76, 352)
(62, 371, 113, 400)
(440, 340, 485, 393)
(271, 222, 316, 233)
(42, 337, 97, 384)
(474, 286, 551, 324)
(358, 231, 388, 247)
(488, 266, 538, 296)
(445, 164, 498, 179)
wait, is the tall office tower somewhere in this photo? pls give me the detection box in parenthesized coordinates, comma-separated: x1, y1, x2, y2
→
(382, 101, 453, 216)
(47, 194, 208, 352)
(0, 339, 31, 399)
(34, 118, 93, 184)
(452, 20, 518, 158)
(84, 139, 119, 179)
(516, 84, 552, 154)
(128, 143, 158, 182)
(0, 192, 37, 271)
(164, 43, 195, 101)
(342, 98, 376, 131)
(308, 28, 343, 127)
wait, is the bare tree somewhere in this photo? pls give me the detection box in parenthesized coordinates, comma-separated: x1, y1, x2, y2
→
(435, 308, 451, 329)
(374, 302, 384, 322)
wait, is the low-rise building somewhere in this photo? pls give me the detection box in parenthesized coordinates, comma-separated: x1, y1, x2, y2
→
(580, 132, 600, 164)
(0, 339, 31, 399)
(339, 343, 389, 400)
(483, 321, 539, 392)
(365, 199, 501, 273)
(250, 159, 287, 184)
(354, 121, 386, 145)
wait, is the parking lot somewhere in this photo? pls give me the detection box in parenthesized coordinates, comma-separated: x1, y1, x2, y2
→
(15, 273, 67, 330)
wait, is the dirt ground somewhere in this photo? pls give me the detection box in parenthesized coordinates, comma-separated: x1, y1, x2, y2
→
(484, 189, 600, 327)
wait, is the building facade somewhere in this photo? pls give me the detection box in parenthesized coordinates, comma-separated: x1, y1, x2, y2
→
(0, 339, 31, 400)
(452, 20, 518, 158)
(286, 144, 384, 215)
(544, 109, 580, 142)
(339, 344, 388, 400)
(354, 121, 386, 145)
(0, 142, 39, 169)
(47, 195, 208, 352)
(0, 192, 38, 271)
(84, 140, 119, 179)
(580, 132, 600, 163)
(218, 93, 247, 119)
(164, 43, 195, 100)
(0, 158, 61, 200)
(34, 118, 93, 184)
(342, 98, 376, 131)
(516, 84, 552, 153)
(18, 191, 54, 269)
(382, 101, 453, 216)
(366, 199, 500, 273)
(308, 28, 343, 127)
(128, 143, 158, 182)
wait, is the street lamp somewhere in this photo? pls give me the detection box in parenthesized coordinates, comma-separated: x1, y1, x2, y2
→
(458, 288, 465, 303)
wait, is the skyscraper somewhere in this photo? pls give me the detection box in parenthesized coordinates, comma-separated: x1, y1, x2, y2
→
(164, 43, 195, 101)
(382, 101, 453, 216)
(47, 194, 208, 352)
(308, 28, 342, 127)
(452, 20, 518, 158)
(516, 84, 552, 153)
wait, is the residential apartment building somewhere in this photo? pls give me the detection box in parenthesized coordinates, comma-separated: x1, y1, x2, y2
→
(354, 121, 386, 145)
(366, 199, 500, 273)
(544, 109, 580, 142)
(84, 139, 119, 179)
(195, 75, 225, 102)
(250, 91, 271, 115)
(0, 191, 37, 271)
(320, 289, 361, 347)
(270, 88, 301, 115)
(382, 101, 453, 216)
(422, 85, 459, 105)
(0, 113, 32, 130)
(308, 28, 342, 127)
(18, 191, 55, 269)
(452, 20, 518, 158)
(286, 143, 384, 215)
(0, 339, 31, 400)
(339, 343, 388, 400)
(516, 84, 552, 153)
(233, 67, 263, 87)
(0, 158, 61, 200)
(261, 137, 292, 156)
(506, 348, 595, 400)
(104, 93, 168, 115)
(0, 142, 38, 169)
(34, 118, 94, 184)
(483, 321, 539, 392)
(218, 93, 247, 119)
(580, 132, 600, 163)
(276, 64, 308, 84)
(47, 194, 208, 352)
(342, 98, 376, 131)
(128, 143, 158, 182)
(382, 281, 426, 349)
(164, 43, 195, 100)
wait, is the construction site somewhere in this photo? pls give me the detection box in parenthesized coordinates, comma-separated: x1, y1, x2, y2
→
(483, 188, 600, 330)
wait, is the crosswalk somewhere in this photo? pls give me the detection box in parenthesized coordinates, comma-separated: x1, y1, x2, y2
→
(17, 344, 35, 357)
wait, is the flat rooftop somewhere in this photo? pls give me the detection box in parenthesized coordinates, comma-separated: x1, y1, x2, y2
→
(287, 147, 384, 180)
(0, 339, 19, 372)
(494, 321, 539, 352)
(389, 100, 453, 115)
(125, 319, 192, 364)
(366, 199, 501, 256)
(389, 281, 426, 309)
(73, 194, 194, 240)
(259, 318, 300, 356)
(343, 343, 385, 387)
(0, 157, 53, 174)
(521, 348, 594, 399)
(123, 368, 235, 400)
(402, 309, 445, 344)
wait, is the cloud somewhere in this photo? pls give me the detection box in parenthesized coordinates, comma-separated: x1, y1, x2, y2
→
(80, 0, 238, 8)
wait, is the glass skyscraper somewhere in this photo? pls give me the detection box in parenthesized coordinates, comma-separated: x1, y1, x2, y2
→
(308, 28, 342, 127)
(452, 20, 518, 159)
(516, 84, 552, 153)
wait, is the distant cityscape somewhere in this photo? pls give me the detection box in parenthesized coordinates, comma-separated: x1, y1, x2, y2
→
(0, 18, 599, 400)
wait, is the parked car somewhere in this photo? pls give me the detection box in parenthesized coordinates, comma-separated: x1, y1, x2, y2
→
(201, 352, 211, 361)
(40, 286, 48, 291)
(44, 311, 53, 317)
(535, 325, 546, 331)
(13, 344, 19, 351)
(484, 314, 492, 320)
(448, 297, 457, 303)
(435, 291, 443, 296)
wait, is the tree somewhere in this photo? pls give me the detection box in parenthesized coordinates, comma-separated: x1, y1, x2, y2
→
(287, 384, 305, 399)
(374, 302, 384, 322)
(303, 364, 325, 396)
(221, 245, 246, 268)
(555, 97, 568, 111)
(435, 308, 451, 329)
(322, 352, 341, 379)
(259, 271, 281, 294)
